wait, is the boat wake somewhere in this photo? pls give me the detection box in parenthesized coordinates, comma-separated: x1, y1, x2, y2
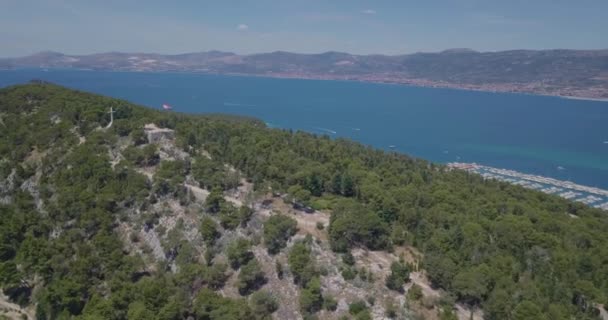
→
(313, 127, 337, 134)
(223, 102, 257, 107)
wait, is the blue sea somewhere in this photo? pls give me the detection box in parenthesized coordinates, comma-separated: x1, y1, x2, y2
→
(2, 69, 608, 189)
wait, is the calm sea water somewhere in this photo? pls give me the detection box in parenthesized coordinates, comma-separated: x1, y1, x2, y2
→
(2, 69, 608, 189)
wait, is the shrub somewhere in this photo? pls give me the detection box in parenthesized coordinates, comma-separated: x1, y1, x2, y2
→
(288, 242, 316, 286)
(341, 267, 356, 281)
(355, 311, 372, 320)
(385, 300, 398, 318)
(408, 284, 424, 301)
(204, 263, 228, 289)
(439, 308, 458, 320)
(238, 206, 254, 226)
(349, 300, 368, 315)
(300, 277, 323, 315)
(204, 188, 225, 214)
(385, 261, 410, 292)
(275, 261, 284, 279)
(219, 203, 242, 230)
(200, 216, 220, 245)
(130, 128, 148, 145)
(263, 215, 297, 254)
(237, 259, 266, 295)
(129, 232, 139, 243)
(323, 295, 338, 311)
(342, 251, 355, 266)
(226, 238, 253, 270)
(193, 288, 252, 319)
(421, 296, 436, 310)
(250, 291, 278, 319)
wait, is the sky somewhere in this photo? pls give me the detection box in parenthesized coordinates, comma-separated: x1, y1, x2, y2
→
(1, 0, 607, 57)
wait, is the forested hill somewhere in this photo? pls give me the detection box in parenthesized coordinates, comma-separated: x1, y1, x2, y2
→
(1, 83, 607, 320)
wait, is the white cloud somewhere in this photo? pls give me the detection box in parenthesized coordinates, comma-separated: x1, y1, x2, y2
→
(237, 24, 249, 31)
(361, 9, 376, 15)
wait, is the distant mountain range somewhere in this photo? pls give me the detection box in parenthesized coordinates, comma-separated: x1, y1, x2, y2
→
(2, 49, 608, 99)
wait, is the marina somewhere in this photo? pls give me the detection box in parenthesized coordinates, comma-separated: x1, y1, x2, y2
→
(448, 162, 608, 211)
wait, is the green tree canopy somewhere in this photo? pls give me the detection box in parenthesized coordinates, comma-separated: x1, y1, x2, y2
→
(263, 215, 297, 254)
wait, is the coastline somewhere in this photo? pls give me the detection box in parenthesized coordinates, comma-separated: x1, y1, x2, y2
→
(561, 96, 608, 102)
(3, 67, 608, 102)
(3, 68, 606, 192)
(220, 71, 608, 103)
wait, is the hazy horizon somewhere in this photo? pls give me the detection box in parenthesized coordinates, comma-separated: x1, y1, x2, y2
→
(2, 0, 608, 58)
(7, 46, 608, 59)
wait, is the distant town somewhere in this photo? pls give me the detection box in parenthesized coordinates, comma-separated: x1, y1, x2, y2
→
(2, 48, 607, 100)
(243, 72, 608, 101)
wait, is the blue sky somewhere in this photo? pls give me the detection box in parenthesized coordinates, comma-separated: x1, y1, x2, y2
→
(1, 0, 607, 57)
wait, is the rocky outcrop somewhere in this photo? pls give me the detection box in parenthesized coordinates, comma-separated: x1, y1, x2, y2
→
(0, 169, 15, 205)
(144, 123, 175, 144)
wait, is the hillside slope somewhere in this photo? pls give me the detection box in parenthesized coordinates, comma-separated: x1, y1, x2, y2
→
(1, 83, 607, 320)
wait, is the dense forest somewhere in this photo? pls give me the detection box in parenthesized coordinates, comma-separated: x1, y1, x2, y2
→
(1, 83, 607, 319)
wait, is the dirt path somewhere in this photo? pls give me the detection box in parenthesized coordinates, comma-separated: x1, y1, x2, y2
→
(185, 183, 247, 208)
(599, 304, 608, 320)
(185, 183, 209, 202)
(269, 198, 330, 240)
(455, 304, 483, 320)
(136, 167, 156, 181)
(292, 210, 329, 240)
(0, 293, 35, 320)
(408, 272, 441, 298)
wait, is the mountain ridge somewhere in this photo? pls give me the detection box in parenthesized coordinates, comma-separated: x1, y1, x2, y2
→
(2, 48, 608, 99)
